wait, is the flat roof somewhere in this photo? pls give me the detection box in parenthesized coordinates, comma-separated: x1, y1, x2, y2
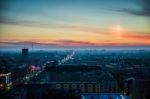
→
(81, 93, 130, 99)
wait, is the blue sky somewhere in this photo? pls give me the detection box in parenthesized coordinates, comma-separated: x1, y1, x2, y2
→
(0, 0, 150, 49)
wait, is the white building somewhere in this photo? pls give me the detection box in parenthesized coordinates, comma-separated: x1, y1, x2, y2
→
(0, 72, 12, 90)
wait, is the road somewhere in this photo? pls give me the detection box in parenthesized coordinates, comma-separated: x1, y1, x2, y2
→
(21, 50, 75, 84)
(58, 51, 75, 65)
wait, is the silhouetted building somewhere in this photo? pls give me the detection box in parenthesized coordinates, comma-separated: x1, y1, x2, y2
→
(28, 65, 118, 93)
(124, 76, 150, 99)
(22, 48, 28, 58)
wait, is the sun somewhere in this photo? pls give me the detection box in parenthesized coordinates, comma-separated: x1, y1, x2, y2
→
(115, 25, 123, 39)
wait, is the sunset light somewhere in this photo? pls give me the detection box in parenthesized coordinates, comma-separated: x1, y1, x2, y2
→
(116, 25, 122, 39)
(0, 1, 150, 99)
(0, 0, 150, 49)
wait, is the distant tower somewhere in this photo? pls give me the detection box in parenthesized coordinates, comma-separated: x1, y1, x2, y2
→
(22, 48, 28, 58)
(32, 42, 33, 51)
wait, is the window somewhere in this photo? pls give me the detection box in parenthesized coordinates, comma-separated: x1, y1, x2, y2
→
(56, 84, 61, 89)
(79, 84, 85, 92)
(64, 84, 69, 90)
(95, 84, 100, 92)
(71, 84, 77, 89)
(87, 84, 93, 92)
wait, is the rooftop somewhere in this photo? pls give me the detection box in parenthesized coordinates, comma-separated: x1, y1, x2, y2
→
(81, 93, 130, 99)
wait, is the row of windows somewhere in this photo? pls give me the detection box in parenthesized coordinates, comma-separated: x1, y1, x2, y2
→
(55, 84, 101, 92)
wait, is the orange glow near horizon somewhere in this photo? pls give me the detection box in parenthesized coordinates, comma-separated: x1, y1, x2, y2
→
(0, 18, 150, 47)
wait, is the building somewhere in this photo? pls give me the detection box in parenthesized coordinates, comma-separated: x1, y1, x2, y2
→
(28, 65, 118, 93)
(0, 72, 12, 90)
(124, 76, 150, 99)
(81, 93, 130, 99)
(22, 48, 28, 58)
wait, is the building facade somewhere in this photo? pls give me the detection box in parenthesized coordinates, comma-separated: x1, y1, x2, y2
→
(0, 72, 12, 90)
(28, 65, 118, 93)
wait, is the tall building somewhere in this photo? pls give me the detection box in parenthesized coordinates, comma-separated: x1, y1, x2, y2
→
(22, 48, 28, 58)
(0, 72, 12, 90)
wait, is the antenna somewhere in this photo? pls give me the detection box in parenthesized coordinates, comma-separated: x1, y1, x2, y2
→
(32, 42, 33, 51)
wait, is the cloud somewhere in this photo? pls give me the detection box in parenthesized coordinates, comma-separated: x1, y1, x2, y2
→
(0, 41, 58, 47)
(0, 40, 97, 47)
(0, 39, 150, 48)
(53, 40, 97, 46)
(116, 9, 150, 17)
(122, 34, 150, 40)
(53, 39, 150, 47)
(0, 17, 109, 35)
(113, 0, 150, 17)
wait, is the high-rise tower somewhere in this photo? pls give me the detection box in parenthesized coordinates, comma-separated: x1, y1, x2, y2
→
(22, 48, 28, 58)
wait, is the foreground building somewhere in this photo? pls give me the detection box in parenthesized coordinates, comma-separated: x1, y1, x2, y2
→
(81, 93, 130, 99)
(28, 65, 118, 93)
(0, 72, 12, 90)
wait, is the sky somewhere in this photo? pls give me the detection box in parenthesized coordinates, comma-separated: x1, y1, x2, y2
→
(0, 0, 150, 49)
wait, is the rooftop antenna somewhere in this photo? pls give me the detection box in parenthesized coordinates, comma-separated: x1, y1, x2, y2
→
(32, 42, 33, 52)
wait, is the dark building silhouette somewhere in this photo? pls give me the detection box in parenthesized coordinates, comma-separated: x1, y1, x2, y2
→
(28, 65, 118, 93)
(22, 48, 28, 58)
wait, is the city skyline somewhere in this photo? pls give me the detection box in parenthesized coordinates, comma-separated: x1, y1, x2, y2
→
(0, 0, 150, 49)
